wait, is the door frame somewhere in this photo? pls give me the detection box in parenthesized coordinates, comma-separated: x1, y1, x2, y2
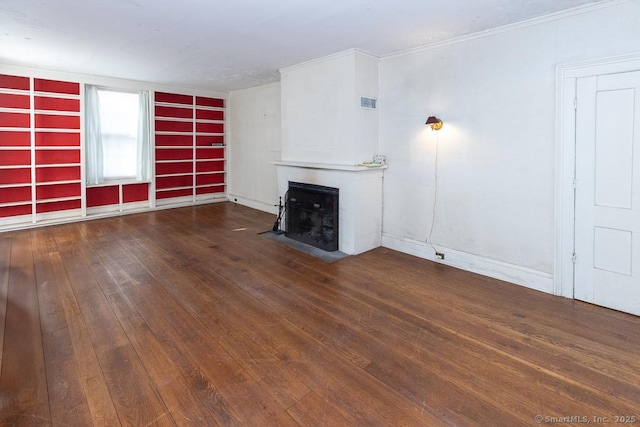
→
(554, 52, 640, 299)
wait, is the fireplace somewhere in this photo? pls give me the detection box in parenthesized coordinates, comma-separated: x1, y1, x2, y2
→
(286, 182, 339, 252)
(275, 161, 385, 255)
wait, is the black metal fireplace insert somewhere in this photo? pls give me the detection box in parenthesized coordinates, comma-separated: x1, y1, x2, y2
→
(286, 182, 339, 252)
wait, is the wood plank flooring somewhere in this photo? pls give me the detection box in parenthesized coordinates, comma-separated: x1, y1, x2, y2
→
(1, 202, 639, 426)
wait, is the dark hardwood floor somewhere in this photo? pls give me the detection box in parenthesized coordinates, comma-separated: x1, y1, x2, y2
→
(1, 202, 639, 426)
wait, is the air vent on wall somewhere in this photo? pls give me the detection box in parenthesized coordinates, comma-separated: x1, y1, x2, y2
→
(360, 96, 377, 109)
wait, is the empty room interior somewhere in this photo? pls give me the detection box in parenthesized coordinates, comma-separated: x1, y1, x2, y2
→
(2, 0, 640, 425)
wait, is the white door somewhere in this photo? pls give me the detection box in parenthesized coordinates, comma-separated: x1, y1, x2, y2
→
(575, 71, 640, 316)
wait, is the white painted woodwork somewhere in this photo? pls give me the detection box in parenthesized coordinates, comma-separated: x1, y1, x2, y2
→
(575, 71, 640, 315)
(593, 227, 632, 275)
(594, 88, 634, 209)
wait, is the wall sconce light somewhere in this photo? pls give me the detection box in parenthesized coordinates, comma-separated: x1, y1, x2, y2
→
(425, 116, 443, 131)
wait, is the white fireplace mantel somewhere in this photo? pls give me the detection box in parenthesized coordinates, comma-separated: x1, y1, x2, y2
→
(273, 160, 387, 172)
(274, 161, 386, 255)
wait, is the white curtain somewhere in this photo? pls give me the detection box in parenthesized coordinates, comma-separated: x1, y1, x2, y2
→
(85, 86, 150, 184)
(136, 90, 151, 182)
(85, 85, 104, 185)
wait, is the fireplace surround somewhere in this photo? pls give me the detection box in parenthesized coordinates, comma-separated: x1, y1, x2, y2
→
(274, 161, 385, 255)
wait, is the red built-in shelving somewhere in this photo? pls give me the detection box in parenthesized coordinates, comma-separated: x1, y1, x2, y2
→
(0, 74, 83, 221)
(0, 74, 33, 219)
(154, 92, 225, 204)
(33, 77, 82, 215)
(1, 73, 225, 226)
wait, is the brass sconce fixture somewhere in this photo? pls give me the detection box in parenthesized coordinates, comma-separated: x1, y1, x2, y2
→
(425, 116, 443, 131)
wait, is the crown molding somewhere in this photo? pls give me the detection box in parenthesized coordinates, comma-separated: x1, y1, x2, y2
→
(381, 0, 632, 61)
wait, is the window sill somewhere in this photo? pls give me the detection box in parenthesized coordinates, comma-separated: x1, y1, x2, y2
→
(87, 179, 151, 188)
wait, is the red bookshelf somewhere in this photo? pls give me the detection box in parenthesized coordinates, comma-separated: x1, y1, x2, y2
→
(33, 78, 82, 215)
(0, 74, 32, 221)
(154, 92, 225, 204)
(0, 74, 82, 224)
(1, 72, 225, 229)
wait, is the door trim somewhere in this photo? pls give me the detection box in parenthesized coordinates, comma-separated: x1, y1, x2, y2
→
(554, 52, 640, 299)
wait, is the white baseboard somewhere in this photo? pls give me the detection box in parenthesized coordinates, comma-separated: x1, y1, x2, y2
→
(86, 201, 151, 217)
(0, 214, 32, 231)
(228, 194, 279, 215)
(155, 195, 194, 207)
(381, 233, 554, 295)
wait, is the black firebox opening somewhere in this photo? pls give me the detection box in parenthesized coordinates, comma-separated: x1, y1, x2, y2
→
(286, 182, 339, 252)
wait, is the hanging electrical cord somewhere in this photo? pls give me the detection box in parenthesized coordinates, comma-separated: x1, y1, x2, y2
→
(427, 132, 439, 254)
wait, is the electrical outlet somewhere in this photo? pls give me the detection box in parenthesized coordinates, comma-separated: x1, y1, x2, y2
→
(435, 252, 445, 260)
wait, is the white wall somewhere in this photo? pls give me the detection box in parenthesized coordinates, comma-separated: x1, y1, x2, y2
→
(228, 82, 281, 213)
(379, 0, 640, 292)
(354, 52, 380, 164)
(280, 49, 379, 166)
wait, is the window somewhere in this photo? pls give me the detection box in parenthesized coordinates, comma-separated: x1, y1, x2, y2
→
(98, 90, 138, 179)
(85, 86, 150, 185)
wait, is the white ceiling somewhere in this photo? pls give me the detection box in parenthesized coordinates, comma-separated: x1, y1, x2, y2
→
(1, 0, 608, 93)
